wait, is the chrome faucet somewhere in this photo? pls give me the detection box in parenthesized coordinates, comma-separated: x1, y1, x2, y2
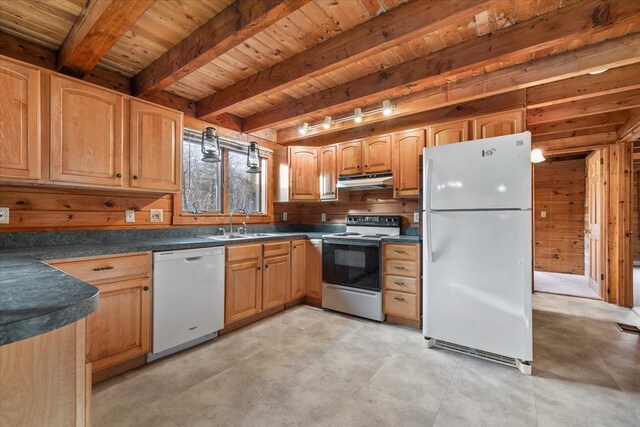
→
(230, 209, 248, 234)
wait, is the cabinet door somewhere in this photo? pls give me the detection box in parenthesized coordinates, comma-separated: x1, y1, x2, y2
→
(262, 254, 290, 310)
(291, 240, 307, 299)
(225, 259, 263, 324)
(319, 145, 337, 200)
(0, 59, 41, 181)
(472, 110, 524, 139)
(130, 100, 182, 192)
(86, 277, 150, 372)
(50, 75, 125, 187)
(392, 129, 425, 197)
(337, 141, 362, 176)
(306, 239, 322, 299)
(427, 121, 469, 147)
(363, 135, 391, 173)
(289, 146, 318, 200)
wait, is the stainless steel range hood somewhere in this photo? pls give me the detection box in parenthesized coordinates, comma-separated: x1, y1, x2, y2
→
(336, 172, 393, 190)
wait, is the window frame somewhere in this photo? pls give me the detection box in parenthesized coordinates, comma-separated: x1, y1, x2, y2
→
(173, 128, 273, 225)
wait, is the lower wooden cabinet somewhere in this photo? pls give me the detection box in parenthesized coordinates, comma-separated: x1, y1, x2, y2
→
(225, 244, 263, 324)
(263, 254, 291, 310)
(382, 242, 421, 327)
(291, 239, 307, 299)
(48, 252, 152, 375)
(306, 239, 322, 299)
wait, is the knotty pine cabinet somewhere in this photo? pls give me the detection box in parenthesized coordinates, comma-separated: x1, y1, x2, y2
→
(363, 135, 392, 173)
(263, 254, 291, 310)
(0, 58, 41, 182)
(383, 243, 421, 327)
(225, 244, 264, 324)
(291, 239, 307, 299)
(319, 145, 338, 200)
(426, 120, 469, 147)
(289, 146, 319, 200)
(48, 252, 152, 375)
(472, 110, 524, 139)
(337, 140, 363, 175)
(50, 75, 126, 188)
(306, 239, 322, 300)
(392, 129, 425, 198)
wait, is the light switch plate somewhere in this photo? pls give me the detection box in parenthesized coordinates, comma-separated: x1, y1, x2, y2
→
(541, 211, 547, 218)
(282, 212, 288, 221)
(0, 207, 9, 224)
(125, 210, 135, 223)
(150, 209, 163, 223)
(321, 213, 327, 222)
(413, 212, 420, 223)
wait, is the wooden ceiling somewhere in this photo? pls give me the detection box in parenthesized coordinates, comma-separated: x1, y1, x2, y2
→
(1, 0, 639, 149)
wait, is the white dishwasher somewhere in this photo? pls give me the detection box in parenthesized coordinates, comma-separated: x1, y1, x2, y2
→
(148, 247, 225, 362)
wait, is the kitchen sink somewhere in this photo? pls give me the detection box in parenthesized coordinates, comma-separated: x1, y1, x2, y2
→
(199, 234, 250, 241)
(246, 233, 278, 237)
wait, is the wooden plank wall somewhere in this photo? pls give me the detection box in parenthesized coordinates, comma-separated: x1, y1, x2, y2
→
(274, 189, 419, 228)
(633, 169, 640, 262)
(0, 185, 172, 231)
(534, 157, 586, 274)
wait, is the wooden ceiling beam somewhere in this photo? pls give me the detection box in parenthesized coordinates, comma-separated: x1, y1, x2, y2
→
(617, 108, 640, 142)
(532, 125, 619, 142)
(528, 111, 629, 136)
(534, 131, 619, 156)
(527, 89, 640, 125)
(132, 0, 310, 96)
(57, 0, 155, 78)
(242, 0, 640, 133)
(196, 0, 495, 120)
(288, 91, 525, 147)
(278, 33, 640, 145)
(526, 63, 640, 109)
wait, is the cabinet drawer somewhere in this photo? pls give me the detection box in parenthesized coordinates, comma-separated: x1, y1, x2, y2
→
(384, 290, 419, 320)
(226, 244, 262, 263)
(263, 241, 291, 258)
(384, 243, 419, 261)
(384, 259, 418, 278)
(49, 253, 150, 284)
(383, 275, 418, 294)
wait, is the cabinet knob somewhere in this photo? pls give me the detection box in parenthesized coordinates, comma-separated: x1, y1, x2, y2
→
(265, 265, 269, 269)
(116, 173, 122, 178)
(133, 175, 139, 180)
(395, 188, 398, 191)
(258, 267, 262, 270)
(143, 286, 149, 291)
(365, 165, 368, 168)
(357, 165, 360, 169)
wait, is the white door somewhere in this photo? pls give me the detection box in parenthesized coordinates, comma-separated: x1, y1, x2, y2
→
(424, 132, 531, 210)
(423, 210, 532, 361)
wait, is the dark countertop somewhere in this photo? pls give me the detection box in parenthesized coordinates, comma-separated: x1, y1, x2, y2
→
(0, 230, 415, 345)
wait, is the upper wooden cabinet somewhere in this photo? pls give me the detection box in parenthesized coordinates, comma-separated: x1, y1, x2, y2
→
(363, 135, 391, 173)
(337, 140, 362, 176)
(472, 110, 524, 139)
(392, 129, 425, 198)
(50, 75, 125, 188)
(289, 146, 318, 200)
(129, 100, 182, 192)
(0, 59, 41, 182)
(319, 145, 337, 200)
(427, 120, 469, 147)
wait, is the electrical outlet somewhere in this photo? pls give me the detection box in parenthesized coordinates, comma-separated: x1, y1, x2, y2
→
(0, 207, 9, 224)
(282, 212, 288, 221)
(413, 212, 420, 223)
(541, 211, 547, 218)
(125, 210, 135, 223)
(150, 209, 163, 223)
(321, 213, 327, 222)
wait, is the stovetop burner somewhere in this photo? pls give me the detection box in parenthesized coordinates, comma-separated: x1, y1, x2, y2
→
(322, 214, 401, 241)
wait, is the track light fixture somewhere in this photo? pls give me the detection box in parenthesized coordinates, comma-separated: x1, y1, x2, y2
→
(297, 100, 396, 134)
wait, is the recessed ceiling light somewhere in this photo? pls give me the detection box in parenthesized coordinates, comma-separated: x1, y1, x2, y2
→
(588, 68, 608, 75)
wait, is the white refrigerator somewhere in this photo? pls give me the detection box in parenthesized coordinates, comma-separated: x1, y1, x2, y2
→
(422, 132, 533, 374)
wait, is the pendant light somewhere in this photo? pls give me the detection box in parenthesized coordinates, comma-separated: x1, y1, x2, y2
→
(247, 141, 261, 173)
(201, 127, 221, 163)
(530, 148, 546, 163)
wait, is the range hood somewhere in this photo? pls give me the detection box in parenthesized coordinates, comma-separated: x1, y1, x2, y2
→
(336, 172, 393, 190)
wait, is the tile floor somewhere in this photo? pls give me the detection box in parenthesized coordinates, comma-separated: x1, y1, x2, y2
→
(534, 271, 600, 300)
(93, 293, 640, 426)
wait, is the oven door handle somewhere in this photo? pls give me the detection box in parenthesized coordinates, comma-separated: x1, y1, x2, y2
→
(323, 283, 379, 296)
(323, 239, 379, 247)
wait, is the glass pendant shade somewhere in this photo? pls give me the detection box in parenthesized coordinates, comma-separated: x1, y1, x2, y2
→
(530, 148, 546, 163)
(247, 141, 261, 173)
(201, 127, 221, 163)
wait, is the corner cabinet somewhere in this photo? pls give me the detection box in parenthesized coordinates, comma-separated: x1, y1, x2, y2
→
(289, 146, 318, 200)
(306, 239, 322, 300)
(0, 58, 41, 182)
(130, 100, 182, 192)
(392, 129, 425, 198)
(363, 135, 391, 173)
(337, 140, 362, 176)
(50, 75, 126, 187)
(291, 239, 307, 299)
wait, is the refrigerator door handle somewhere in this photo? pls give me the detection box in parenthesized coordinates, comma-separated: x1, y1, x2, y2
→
(425, 159, 433, 262)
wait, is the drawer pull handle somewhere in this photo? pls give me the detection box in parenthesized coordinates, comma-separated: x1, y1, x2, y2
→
(143, 286, 149, 291)
(394, 250, 406, 254)
(93, 266, 114, 271)
(395, 266, 407, 270)
(394, 297, 406, 301)
(393, 281, 406, 286)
